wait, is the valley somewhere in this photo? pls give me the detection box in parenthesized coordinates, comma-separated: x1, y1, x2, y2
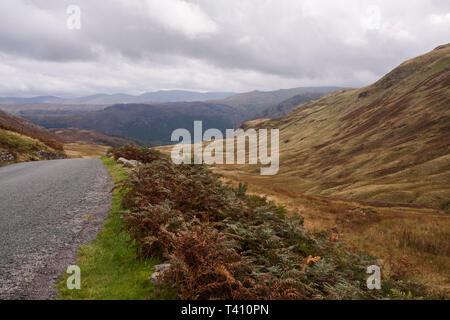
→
(2, 87, 339, 146)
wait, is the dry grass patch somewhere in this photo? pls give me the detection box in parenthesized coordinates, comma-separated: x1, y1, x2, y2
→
(64, 143, 109, 158)
(216, 169, 449, 296)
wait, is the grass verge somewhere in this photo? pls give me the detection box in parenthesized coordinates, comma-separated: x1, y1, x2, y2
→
(57, 156, 160, 300)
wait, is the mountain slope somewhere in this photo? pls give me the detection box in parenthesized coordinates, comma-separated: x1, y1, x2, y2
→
(259, 91, 336, 118)
(217, 86, 341, 118)
(49, 128, 134, 146)
(242, 44, 450, 210)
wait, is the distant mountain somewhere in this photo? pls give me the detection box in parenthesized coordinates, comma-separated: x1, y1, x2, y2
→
(16, 87, 341, 145)
(0, 96, 64, 104)
(138, 90, 235, 103)
(68, 93, 136, 105)
(0, 88, 339, 122)
(0, 90, 236, 105)
(0, 103, 107, 115)
(214, 87, 342, 119)
(242, 44, 450, 210)
(24, 102, 246, 145)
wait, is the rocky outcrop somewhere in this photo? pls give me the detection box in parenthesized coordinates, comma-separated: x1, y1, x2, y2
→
(35, 151, 67, 160)
(0, 151, 15, 163)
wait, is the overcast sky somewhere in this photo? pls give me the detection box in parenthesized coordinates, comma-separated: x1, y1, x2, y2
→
(0, 0, 449, 97)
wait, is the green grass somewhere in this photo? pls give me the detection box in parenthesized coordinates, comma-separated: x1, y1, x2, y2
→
(57, 156, 160, 300)
(0, 128, 40, 154)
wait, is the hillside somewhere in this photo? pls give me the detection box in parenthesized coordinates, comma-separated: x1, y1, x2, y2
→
(259, 91, 335, 118)
(49, 128, 133, 146)
(216, 86, 341, 118)
(24, 102, 247, 145)
(0, 110, 66, 164)
(237, 44, 450, 210)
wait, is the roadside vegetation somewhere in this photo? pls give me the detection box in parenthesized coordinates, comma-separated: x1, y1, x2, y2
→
(57, 156, 160, 299)
(110, 145, 437, 299)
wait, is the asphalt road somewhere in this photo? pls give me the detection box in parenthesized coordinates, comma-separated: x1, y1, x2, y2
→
(0, 159, 112, 299)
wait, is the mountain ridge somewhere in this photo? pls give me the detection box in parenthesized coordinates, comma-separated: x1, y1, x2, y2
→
(0, 90, 236, 105)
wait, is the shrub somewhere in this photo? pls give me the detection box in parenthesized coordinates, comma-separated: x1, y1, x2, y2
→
(111, 144, 163, 164)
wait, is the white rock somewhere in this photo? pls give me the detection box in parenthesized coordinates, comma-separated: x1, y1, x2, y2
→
(117, 157, 142, 168)
(125, 159, 142, 168)
(154, 263, 171, 272)
(150, 263, 171, 285)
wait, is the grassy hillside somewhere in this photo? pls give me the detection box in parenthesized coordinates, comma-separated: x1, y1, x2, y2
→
(0, 110, 65, 164)
(241, 44, 450, 210)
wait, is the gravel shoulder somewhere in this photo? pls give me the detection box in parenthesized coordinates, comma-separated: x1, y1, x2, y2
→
(0, 159, 112, 299)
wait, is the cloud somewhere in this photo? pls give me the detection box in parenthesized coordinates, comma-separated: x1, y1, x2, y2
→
(0, 0, 448, 96)
(429, 12, 450, 24)
(145, 0, 218, 38)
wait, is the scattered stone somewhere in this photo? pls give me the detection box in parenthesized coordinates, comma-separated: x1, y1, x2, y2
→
(0, 151, 15, 162)
(35, 150, 66, 160)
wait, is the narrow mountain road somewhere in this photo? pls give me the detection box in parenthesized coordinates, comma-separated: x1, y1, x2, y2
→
(0, 159, 112, 299)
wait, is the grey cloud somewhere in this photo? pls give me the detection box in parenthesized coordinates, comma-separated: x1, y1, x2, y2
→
(0, 0, 449, 96)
